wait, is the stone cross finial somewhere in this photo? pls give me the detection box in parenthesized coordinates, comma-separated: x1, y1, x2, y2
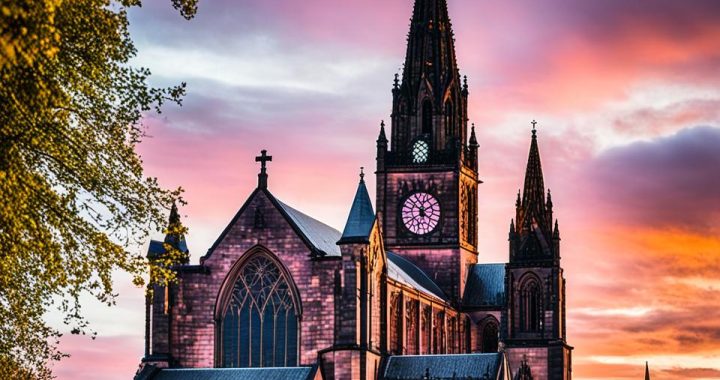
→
(255, 149, 273, 188)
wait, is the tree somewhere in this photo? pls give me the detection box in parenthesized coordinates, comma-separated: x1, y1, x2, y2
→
(0, 0, 198, 377)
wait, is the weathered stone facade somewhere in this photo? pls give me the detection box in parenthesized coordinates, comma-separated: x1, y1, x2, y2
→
(139, 0, 572, 379)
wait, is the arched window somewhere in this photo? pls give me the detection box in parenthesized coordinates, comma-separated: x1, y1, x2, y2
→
(422, 99, 433, 135)
(220, 254, 299, 367)
(481, 319, 499, 353)
(520, 278, 542, 332)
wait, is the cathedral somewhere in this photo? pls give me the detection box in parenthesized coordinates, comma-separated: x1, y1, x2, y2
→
(135, 0, 572, 379)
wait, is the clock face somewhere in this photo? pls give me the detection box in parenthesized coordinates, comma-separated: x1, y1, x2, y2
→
(412, 139, 429, 163)
(402, 192, 440, 235)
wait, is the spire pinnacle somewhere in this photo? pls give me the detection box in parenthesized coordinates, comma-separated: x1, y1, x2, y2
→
(359, 167, 365, 183)
(377, 120, 388, 143)
(546, 189, 553, 208)
(469, 123, 478, 146)
(645, 362, 650, 380)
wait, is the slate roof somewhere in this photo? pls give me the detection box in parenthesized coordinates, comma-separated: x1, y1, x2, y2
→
(462, 263, 505, 308)
(147, 236, 189, 259)
(387, 251, 447, 301)
(338, 177, 375, 244)
(137, 367, 317, 380)
(276, 199, 342, 257)
(383, 353, 504, 380)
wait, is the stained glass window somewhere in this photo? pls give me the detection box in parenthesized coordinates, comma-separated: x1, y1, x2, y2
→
(402, 192, 441, 235)
(221, 254, 298, 367)
(412, 139, 429, 163)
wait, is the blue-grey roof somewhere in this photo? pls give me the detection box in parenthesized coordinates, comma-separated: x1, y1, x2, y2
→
(383, 353, 503, 380)
(147, 237, 188, 259)
(387, 251, 446, 301)
(463, 263, 505, 308)
(145, 367, 316, 380)
(338, 179, 375, 243)
(276, 199, 342, 257)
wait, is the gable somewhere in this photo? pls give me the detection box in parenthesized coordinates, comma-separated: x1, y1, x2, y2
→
(201, 188, 341, 263)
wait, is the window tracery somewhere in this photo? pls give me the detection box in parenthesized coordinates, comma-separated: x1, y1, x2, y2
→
(220, 254, 298, 367)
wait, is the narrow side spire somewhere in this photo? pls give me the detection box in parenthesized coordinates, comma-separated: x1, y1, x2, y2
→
(377, 120, 388, 144)
(522, 123, 546, 211)
(645, 362, 650, 380)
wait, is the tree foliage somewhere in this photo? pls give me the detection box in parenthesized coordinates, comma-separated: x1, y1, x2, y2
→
(0, 1, 196, 377)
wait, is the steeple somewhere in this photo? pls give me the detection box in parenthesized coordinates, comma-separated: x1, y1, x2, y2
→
(645, 362, 651, 380)
(338, 168, 376, 244)
(516, 122, 552, 235)
(389, 0, 468, 161)
(401, 0, 459, 95)
(512, 122, 556, 260)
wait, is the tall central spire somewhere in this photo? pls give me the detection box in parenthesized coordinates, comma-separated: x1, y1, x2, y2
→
(401, 0, 460, 95)
(388, 0, 470, 165)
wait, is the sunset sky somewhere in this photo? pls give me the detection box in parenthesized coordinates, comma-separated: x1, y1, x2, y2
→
(53, 1, 720, 379)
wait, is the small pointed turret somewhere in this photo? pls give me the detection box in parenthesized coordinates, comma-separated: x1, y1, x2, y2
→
(645, 362, 651, 380)
(147, 202, 189, 261)
(469, 123, 478, 147)
(338, 168, 376, 244)
(377, 120, 388, 144)
(163, 202, 188, 257)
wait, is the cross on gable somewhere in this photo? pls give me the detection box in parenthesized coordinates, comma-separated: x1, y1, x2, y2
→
(255, 150, 272, 172)
(255, 150, 272, 188)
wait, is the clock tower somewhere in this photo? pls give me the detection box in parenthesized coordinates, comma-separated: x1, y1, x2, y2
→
(375, 0, 479, 304)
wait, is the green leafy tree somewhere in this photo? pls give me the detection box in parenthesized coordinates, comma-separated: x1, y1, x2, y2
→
(0, 0, 198, 377)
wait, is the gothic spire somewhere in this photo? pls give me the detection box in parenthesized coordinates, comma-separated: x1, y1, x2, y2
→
(511, 122, 557, 260)
(389, 0, 468, 158)
(522, 124, 545, 211)
(401, 0, 459, 92)
(645, 362, 650, 380)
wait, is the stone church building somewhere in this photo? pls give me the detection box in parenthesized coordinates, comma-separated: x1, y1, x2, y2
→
(136, 0, 572, 379)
